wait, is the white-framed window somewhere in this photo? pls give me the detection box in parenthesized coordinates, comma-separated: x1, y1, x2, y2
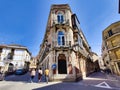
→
(58, 31, 65, 46)
(57, 12, 64, 23)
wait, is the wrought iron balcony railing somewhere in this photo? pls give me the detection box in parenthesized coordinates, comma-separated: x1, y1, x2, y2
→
(52, 41, 71, 48)
(52, 19, 69, 26)
(104, 31, 120, 40)
(72, 44, 88, 57)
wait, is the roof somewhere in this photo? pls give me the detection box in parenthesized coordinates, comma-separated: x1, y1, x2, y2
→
(8, 44, 26, 47)
(0, 44, 31, 55)
(103, 21, 120, 33)
(51, 4, 71, 11)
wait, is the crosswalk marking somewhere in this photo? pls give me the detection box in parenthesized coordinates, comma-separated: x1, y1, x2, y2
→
(94, 81, 112, 89)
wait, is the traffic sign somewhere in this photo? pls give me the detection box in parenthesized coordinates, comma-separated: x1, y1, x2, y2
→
(52, 64, 57, 70)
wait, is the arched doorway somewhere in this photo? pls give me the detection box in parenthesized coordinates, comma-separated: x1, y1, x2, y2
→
(8, 63, 14, 73)
(58, 54, 67, 74)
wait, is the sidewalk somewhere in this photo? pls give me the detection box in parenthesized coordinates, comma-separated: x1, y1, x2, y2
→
(0, 80, 62, 90)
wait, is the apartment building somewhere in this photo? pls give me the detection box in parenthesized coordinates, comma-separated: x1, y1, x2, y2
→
(102, 21, 120, 76)
(38, 4, 97, 81)
(0, 44, 31, 73)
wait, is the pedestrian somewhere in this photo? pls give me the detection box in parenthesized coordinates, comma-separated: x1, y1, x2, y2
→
(0, 67, 1, 74)
(45, 68, 49, 84)
(38, 68, 43, 82)
(106, 68, 111, 75)
(30, 68, 36, 83)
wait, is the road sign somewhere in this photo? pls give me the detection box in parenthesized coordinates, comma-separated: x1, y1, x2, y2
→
(52, 64, 56, 70)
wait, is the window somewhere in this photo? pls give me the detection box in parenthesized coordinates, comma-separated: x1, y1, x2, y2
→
(108, 30, 113, 37)
(0, 48, 2, 53)
(57, 12, 64, 23)
(11, 49, 15, 55)
(58, 31, 65, 46)
(7, 53, 13, 59)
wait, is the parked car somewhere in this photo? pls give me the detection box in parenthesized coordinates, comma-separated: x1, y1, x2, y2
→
(15, 69, 27, 75)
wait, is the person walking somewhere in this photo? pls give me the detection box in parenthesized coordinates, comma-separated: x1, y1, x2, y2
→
(45, 68, 49, 84)
(38, 68, 43, 82)
(30, 68, 36, 83)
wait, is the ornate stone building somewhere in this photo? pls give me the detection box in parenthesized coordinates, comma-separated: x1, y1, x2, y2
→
(38, 4, 96, 81)
(102, 21, 120, 76)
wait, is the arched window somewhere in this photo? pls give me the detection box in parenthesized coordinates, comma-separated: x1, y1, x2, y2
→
(57, 12, 64, 23)
(58, 31, 65, 46)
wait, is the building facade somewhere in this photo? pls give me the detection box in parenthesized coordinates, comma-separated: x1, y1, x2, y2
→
(38, 4, 96, 81)
(29, 57, 38, 69)
(102, 21, 120, 76)
(0, 44, 31, 73)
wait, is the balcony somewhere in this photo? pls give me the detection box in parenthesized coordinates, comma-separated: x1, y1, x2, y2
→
(52, 19, 69, 26)
(72, 44, 88, 57)
(104, 31, 120, 40)
(107, 42, 120, 51)
(52, 41, 71, 49)
(39, 44, 50, 63)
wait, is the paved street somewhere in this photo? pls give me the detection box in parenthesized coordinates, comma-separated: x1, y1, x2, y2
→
(78, 72, 120, 89)
(0, 71, 119, 90)
(0, 80, 117, 90)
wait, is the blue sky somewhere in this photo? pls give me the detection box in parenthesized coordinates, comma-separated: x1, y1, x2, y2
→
(0, 0, 119, 56)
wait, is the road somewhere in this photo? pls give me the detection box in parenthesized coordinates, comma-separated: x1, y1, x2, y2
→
(78, 72, 120, 90)
(0, 71, 119, 90)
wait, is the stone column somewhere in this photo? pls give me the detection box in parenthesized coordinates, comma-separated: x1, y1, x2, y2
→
(80, 57, 86, 79)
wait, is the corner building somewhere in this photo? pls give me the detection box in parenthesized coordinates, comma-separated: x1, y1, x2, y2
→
(102, 21, 120, 76)
(38, 4, 96, 81)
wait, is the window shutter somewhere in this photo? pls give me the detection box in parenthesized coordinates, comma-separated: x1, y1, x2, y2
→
(62, 36, 65, 45)
(61, 15, 64, 23)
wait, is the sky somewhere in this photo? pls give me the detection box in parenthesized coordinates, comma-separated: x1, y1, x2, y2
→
(0, 0, 120, 56)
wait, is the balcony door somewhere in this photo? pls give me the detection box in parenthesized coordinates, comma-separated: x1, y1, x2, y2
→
(58, 31, 65, 46)
(57, 12, 64, 23)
